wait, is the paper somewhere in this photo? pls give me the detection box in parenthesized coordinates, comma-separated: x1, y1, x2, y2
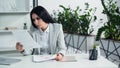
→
(32, 55, 56, 62)
(32, 55, 77, 62)
(0, 30, 40, 51)
(12, 30, 40, 48)
(0, 31, 17, 51)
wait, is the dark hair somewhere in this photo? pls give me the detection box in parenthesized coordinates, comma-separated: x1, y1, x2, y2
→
(30, 6, 55, 28)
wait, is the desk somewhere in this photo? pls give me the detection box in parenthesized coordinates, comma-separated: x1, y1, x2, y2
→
(0, 53, 118, 68)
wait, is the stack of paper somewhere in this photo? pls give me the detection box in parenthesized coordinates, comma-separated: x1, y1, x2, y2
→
(32, 55, 77, 62)
(32, 55, 56, 62)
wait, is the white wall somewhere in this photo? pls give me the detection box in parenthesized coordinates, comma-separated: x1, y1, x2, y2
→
(117, 0, 120, 7)
(38, 0, 107, 35)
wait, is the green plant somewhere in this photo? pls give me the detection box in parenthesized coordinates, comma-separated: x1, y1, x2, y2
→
(93, 43, 99, 49)
(96, 0, 120, 41)
(79, 3, 97, 35)
(53, 5, 80, 34)
(52, 3, 97, 35)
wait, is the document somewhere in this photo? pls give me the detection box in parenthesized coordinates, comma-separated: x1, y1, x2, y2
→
(32, 55, 77, 62)
(13, 30, 40, 49)
(32, 55, 56, 62)
(0, 31, 17, 51)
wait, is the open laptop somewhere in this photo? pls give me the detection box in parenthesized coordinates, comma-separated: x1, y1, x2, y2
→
(0, 56, 21, 65)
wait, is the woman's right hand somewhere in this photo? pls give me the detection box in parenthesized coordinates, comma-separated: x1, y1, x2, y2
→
(16, 42, 24, 52)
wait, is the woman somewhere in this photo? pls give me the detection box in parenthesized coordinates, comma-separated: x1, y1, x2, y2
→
(16, 6, 66, 61)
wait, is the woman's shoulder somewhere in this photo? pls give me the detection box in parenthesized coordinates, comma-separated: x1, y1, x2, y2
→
(50, 23, 62, 27)
(49, 23, 63, 31)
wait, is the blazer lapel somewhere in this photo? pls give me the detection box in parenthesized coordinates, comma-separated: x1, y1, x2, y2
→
(49, 24, 54, 54)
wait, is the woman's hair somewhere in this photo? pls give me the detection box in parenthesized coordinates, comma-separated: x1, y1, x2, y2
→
(30, 6, 55, 28)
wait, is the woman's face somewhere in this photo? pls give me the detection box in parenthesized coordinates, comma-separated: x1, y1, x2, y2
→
(32, 13, 48, 29)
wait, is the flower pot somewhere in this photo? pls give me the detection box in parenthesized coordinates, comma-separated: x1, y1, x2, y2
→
(64, 33, 95, 53)
(89, 49, 98, 60)
(99, 39, 120, 65)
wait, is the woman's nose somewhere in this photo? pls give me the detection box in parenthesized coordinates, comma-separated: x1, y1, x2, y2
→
(34, 19, 38, 24)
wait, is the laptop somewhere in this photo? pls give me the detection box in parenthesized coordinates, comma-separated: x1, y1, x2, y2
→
(0, 56, 21, 65)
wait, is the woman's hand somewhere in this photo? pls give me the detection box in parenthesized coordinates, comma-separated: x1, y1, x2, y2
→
(16, 42, 24, 52)
(55, 53, 64, 61)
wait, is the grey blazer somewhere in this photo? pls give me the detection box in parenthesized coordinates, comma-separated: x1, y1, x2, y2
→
(22, 23, 66, 55)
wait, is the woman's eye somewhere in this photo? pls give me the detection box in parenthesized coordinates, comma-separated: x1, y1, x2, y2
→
(36, 17, 40, 20)
(32, 17, 40, 21)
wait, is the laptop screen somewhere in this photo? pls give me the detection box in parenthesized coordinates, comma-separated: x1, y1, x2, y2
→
(0, 56, 21, 65)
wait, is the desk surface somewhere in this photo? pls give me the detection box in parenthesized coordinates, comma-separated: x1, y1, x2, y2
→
(0, 53, 118, 68)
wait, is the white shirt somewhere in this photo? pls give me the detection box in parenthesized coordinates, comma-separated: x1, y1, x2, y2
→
(39, 26, 49, 55)
(35, 25, 50, 55)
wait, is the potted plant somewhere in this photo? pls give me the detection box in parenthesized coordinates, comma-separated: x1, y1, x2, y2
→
(77, 3, 97, 53)
(52, 3, 97, 53)
(96, 0, 120, 64)
(89, 43, 98, 60)
(96, 0, 120, 41)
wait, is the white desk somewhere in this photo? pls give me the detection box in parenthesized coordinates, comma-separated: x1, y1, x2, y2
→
(0, 53, 118, 68)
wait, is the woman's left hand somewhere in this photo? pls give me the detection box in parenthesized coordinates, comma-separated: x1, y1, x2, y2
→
(55, 53, 64, 61)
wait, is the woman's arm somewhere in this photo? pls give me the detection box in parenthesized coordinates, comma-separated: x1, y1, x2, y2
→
(57, 24, 67, 56)
(16, 42, 32, 56)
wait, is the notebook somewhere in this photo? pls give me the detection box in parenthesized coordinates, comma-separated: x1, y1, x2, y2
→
(0, 57, 21, 65)
(32, 55, 56, 62)
(32, 55, 77, 63)
(61, 56, 77, 62)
